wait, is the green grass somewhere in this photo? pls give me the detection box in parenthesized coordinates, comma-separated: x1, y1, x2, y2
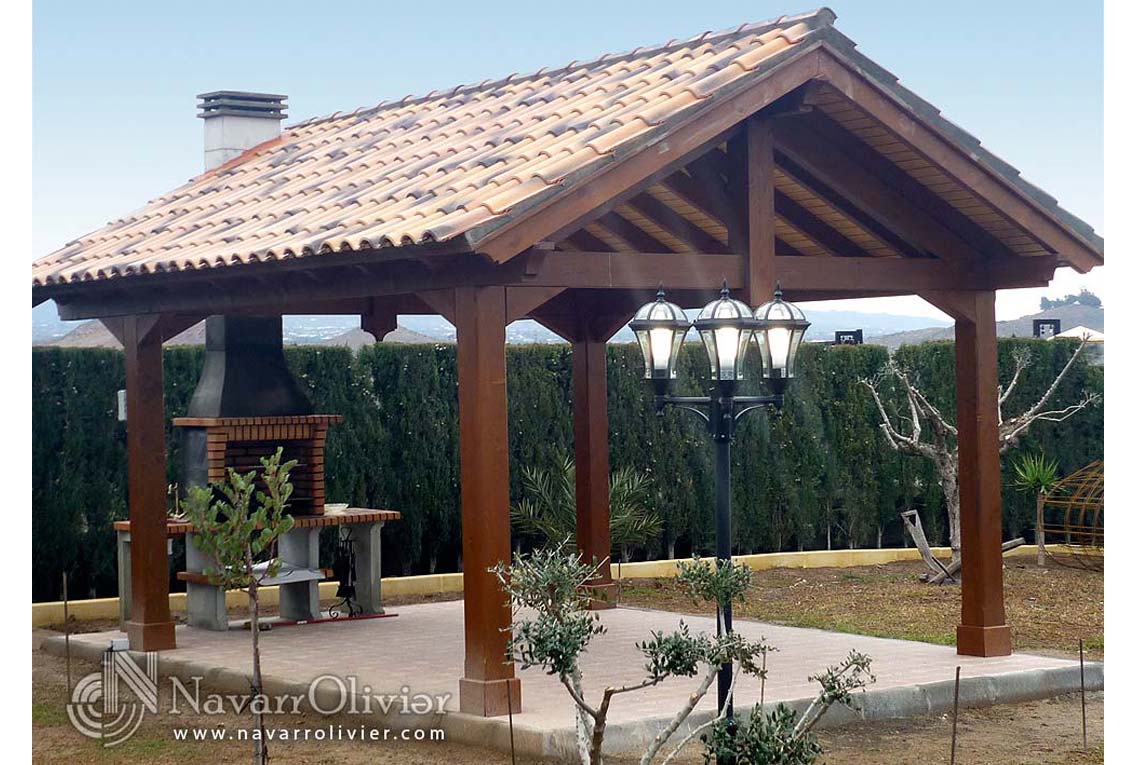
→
(32, 701, 68, 726)
(771, 613, 956, 646)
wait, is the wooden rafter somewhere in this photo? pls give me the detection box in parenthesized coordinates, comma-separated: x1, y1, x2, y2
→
(781, 113, 1016, 262)
(595, 211, 673, 253)
(563, 229, 613, 252)
(625, 192, 727, 253)
(774, 150, 925, 259)
(773, 190, 874, 258)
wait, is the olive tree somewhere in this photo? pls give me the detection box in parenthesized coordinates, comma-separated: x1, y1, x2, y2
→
(184, 448, 296, 765)
(493, 547, 768, 765)
(862, 337, 1097, 580)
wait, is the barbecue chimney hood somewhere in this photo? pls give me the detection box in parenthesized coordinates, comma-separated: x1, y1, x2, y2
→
(186, 315, 312, 417)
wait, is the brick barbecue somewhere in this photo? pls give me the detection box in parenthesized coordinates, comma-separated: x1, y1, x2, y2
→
(173, 414, 342, 515)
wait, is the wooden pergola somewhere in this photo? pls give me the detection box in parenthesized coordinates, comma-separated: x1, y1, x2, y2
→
(32, 10, 1103, 717)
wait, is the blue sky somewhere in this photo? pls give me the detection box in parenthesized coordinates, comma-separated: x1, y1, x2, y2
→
(33, 1, 1104, 319)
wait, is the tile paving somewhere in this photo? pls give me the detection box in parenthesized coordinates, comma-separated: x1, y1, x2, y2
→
(62, 599, 1078, 730)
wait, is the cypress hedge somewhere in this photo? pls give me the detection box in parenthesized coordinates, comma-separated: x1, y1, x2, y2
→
(31, 339, 1102, 602)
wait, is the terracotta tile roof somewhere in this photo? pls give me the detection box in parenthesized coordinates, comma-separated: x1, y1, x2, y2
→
(32, 7, 1103, 288)
(32, 10, 831, 287)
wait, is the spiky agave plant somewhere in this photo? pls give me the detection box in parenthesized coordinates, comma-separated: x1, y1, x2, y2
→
(1011, 452, 1060, 566)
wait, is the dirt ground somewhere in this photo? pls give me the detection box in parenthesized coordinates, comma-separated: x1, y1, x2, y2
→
(32, 643, 1102, 764)
(619, 557, 1104, 660)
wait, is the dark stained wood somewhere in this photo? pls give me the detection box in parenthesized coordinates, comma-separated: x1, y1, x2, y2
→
(414, 289, 457, 324)
(361, 300, 397, 340)
(775, 238, 808, 258)
(505, 286, 565, 323)
(664, 159, 742, 242)
(778, 115, 1011, 262)
(597, 211, 673, 253)
(56, 245, 1063, 320)
(564, 229, 613, 252)
(775, 252, 1056, 293)
(921, 289, 1012, 657)
(625, 193, 728, 254)
(454, 286, 521, 715)
(774, 150, 924, 258)
(123, 314, 176, 651)
(573, 337, 615, 609)
(745, 119, 777, 302)
(774, 191, 874, 259)
(816, 51, 1100, 271)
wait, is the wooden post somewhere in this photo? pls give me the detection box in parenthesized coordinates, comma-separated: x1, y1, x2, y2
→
(745, 118, 776, 303)
(573, 336, 615, 607)
(926, 290, 1012, 657)
(123, 315, 177, 651)
(454, 286, 521, 716)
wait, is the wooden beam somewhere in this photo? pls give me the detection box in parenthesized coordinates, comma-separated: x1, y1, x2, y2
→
(816, 50, 1101, 271)
(920, 290, 1012, 657)
(775, 238, 808, 258)
(596, 211, 673, 253)
(776, 253, 1057, 293)
(773, 119, 986, 262)
(625, 193, 727, 254)
(361, 299, 398, 341)
(471, 47, 824, 261)
(663, 157, 742, 241)
(746, 119, 777, 302)
(778, 115, 1012, 262)
(413, 289, 457, 324)
(774, 150, 924, 258)
(505, 286, 565, 323)
(775, 191, 875, 259)
(123, 315, 176, 651)
(564, 229, 613, 252)
(454, 286, 521, 716)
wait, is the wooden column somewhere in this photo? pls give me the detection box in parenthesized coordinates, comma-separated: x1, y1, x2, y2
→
(925, 290, 1012, 657)
(123, 315, 177, 651)
(573, 336, 615, 607)
(745, 118, 776, 303)
(454, 286, 521, 716)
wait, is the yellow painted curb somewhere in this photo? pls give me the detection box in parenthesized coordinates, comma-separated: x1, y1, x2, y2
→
(32, 544, 1084, 627)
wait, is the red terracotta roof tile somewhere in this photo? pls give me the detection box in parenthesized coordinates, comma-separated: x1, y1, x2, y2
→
(33, 10, 832, 286)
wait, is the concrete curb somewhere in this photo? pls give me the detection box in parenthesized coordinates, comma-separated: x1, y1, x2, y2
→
(33, 544, 1085, 627)
(41, 633, 1103, 759)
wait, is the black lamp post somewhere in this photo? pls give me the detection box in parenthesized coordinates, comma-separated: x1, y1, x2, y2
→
(630, 282, 810, 721)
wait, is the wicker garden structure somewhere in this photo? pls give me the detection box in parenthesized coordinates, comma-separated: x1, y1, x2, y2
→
(31, 10, 1103, 716)
(1042, 460, 1105, 569)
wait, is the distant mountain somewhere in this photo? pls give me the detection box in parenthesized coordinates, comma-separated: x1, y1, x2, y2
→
(34, 301, 955, 348)
(42, 319, 440, 349)
(873, 304, 1105, 351)
(319, 326, 439, 349)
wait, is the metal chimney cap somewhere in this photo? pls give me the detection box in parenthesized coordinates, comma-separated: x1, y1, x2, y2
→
(196, 91, 287, 120)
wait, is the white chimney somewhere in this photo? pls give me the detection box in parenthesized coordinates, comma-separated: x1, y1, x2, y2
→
(197, 91, 287, 170)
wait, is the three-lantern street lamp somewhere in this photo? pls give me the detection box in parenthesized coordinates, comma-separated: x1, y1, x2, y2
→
(630, 282, 810, 721)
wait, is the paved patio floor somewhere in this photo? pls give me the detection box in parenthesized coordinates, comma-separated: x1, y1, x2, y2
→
(49, 600, 1097, 757)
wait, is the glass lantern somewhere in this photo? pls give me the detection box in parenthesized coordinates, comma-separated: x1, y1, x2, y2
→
(752, 284, 811, 390)
(629, 288, 690, 393)
(693, 284, 758, 382)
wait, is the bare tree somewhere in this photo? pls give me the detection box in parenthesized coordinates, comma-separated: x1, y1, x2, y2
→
(861, 338, 1098, 580)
